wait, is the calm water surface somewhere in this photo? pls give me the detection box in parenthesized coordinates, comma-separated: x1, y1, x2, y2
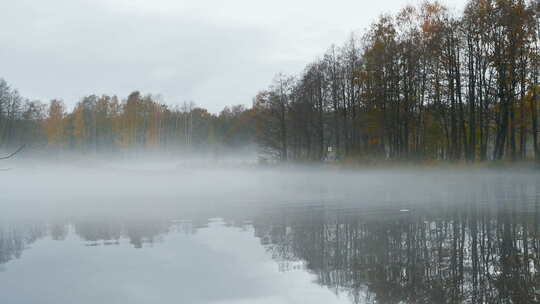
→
(1, 168, 539, 303)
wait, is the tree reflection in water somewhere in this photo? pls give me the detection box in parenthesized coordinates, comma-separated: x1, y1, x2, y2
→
(0, 182, 538, 303)
(255, 194, 540, 303)
(0, 222, 46, 266)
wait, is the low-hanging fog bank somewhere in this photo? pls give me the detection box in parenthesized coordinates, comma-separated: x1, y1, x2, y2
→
(1, 155, 538, 221)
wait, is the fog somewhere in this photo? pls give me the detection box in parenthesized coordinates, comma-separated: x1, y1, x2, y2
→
(2, 154, 538, 221)
(2, 154, 540, 304)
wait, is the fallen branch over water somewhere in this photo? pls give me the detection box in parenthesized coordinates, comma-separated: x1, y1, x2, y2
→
(0, 145, 25, 160)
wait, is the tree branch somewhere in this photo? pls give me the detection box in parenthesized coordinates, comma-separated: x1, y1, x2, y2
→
(0, 145, 25, 160)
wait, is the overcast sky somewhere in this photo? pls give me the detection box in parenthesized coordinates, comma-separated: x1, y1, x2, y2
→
(0, 0, 468, 113)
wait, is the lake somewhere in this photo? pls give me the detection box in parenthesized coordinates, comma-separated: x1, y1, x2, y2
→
(1, 165, 539, 303)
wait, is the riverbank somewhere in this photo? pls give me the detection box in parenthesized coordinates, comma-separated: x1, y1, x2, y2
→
(333, 158, 540, 170)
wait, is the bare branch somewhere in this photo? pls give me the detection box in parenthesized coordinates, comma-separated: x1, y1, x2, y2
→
(0, 145, 25, 160)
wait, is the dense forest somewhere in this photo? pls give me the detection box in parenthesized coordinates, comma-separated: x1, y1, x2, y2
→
(1, 0, 540, 163)
(0, 80, 258, 156)
(255, 0, 540, 162)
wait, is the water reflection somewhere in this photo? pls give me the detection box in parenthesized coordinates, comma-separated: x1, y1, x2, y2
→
(0, 222, 46, 266)
(0, 190, 539, 303)
(75, 218, 173, 248)
(255, 201, 540, 303)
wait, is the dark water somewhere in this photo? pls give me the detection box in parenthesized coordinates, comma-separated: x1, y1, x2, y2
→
(1, 169, 540, 303)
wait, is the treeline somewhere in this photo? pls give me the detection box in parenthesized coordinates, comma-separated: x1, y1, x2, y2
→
(0, 79, 257, 155)
(3, 0, 540, 163)
(255, 0, 540, 162)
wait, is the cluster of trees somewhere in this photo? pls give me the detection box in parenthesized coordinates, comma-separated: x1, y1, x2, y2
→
(0, 78, 257, 155)
(3, 0, 540, 163)
(255, 0, 540, 162)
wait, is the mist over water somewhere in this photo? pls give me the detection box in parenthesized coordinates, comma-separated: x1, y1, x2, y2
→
(2, 156, 538, 218)
(1, 0, 539, 300)
(1, 155, 539, 303)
